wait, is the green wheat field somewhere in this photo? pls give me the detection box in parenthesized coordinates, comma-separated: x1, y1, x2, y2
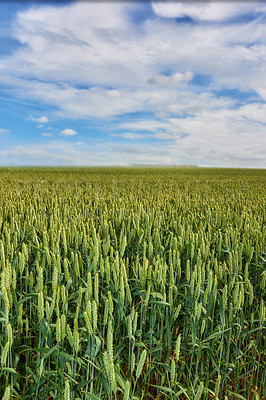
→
(0, 167, 265, 400)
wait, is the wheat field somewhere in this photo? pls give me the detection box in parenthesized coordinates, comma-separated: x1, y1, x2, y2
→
(0, 167, 265, 399)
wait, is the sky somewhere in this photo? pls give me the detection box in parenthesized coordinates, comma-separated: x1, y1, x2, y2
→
(0, 1, 266, 167)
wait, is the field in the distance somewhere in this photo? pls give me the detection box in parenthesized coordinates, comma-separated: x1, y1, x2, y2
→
(0, 167, 265, 399)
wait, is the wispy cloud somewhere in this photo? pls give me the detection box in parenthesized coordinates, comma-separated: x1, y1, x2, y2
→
(0, 128, 9, 134)
(41, 132, 52, 137)
(29, 116, 48, 123)
(0, 2, 265, 167)
(151, 2, 265, 22)
(111, 132, 148, 140)
(0, 130, 265, 168)
(0, 141, 108, 166)
(148, 72, 193, 88)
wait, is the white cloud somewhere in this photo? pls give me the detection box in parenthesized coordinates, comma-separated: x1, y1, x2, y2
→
(151, 2, 265, 22)
(0, 2, 265, 167)
(29, 115, 48, 123)
(41, 132, 52, 137)
(116, 100, 266, 168)
(0, 141, 115, 166)
(0, 119, 265, 167)
(0, 1, 264, 111)
(0, 128, 9, 134)
(148, 72, 193, 87)
(61, 128, 77, 136)
(37, 124, 44, 128)
(106, 90, 121, 98)
(111, 132, 148, 140)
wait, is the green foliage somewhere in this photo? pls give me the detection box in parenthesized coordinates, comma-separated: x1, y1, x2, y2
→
(0, 167, 265, 399)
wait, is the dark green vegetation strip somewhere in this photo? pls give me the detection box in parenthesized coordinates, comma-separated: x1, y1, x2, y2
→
(0, 167, 265, 399)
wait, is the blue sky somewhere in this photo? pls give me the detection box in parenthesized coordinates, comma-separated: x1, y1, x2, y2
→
(0, 1, 266, 167)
